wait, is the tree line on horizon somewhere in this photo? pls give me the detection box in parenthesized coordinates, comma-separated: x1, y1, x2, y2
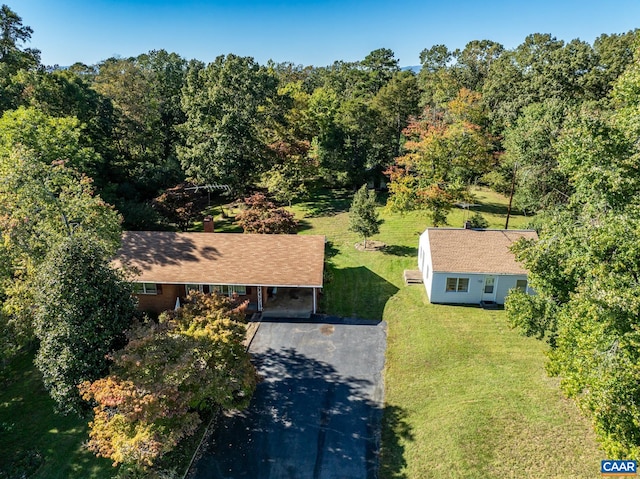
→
(3, 2, 640, 466)
(1, 4, 638, 228)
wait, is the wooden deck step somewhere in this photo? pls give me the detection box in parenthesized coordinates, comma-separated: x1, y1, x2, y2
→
(404, 269, 423, 285)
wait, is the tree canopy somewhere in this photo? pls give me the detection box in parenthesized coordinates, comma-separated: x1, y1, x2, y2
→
(0, 4, 39, 73)
(80, 291, 256, 468)
(505, 50, 640, 458)
(349, 185, 382, 248)
(236, 192, 298, 234)
(2, 3, 640, 460)
(34, 234, 136, 414)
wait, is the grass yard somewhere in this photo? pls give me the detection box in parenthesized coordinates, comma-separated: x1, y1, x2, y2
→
(0, 186, 602, 478)
(0, 353, 113, 479)
(290, 187, 604, 478)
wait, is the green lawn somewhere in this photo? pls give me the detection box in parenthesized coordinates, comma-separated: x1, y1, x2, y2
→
(0, 353, 113, 479)
(1, 187, 602, 478)
(291, 188, 604, 478)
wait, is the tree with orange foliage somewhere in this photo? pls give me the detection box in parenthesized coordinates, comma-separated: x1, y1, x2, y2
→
(386, 89, 493, 226)
(80, 292, 256, 470)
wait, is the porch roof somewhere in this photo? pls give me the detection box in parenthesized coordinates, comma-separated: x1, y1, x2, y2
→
(113, 231, 325, 288)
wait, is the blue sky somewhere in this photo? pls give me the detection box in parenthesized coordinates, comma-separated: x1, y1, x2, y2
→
(11, 0, 640, 67)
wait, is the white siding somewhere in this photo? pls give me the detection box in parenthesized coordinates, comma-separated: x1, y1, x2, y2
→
(418, 231, 435, 301)
(418, 229, 533, 305)
(428, 273, 530, 304)
(429, 273, 486, 304)
(495, 274, 529, 304)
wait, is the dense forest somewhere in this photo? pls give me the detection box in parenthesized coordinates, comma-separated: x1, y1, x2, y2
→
(2, 2, 640, 465)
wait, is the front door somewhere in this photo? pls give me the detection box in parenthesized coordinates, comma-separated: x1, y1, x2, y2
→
(482, 276, 496, 302)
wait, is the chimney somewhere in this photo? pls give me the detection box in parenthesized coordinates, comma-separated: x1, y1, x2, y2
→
(203, 215, 214, 233)
(463, 220, 472, 229)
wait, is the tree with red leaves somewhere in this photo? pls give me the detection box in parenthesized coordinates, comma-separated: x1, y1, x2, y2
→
(151, 182, 208, 231)
(236, 192, 298, 234)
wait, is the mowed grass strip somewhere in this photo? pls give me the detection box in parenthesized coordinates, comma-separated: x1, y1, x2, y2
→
(292, 188, 603, 479)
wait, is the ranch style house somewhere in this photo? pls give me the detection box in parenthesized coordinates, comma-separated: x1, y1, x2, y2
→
(418, 227, 537, 305)
(113, 231, 326, 317)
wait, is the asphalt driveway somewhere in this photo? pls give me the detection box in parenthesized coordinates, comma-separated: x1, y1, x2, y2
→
(188, 316, 387, 479)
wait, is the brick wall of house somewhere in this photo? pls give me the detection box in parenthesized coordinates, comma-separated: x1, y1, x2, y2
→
(136, 284, 186, 314)
(135, 284, 270, 314)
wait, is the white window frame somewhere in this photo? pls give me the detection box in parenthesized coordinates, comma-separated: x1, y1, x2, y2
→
(445, 277, 469, 293)
(228, 285, 247, 295)
(186, 283, 205, 293)
(515, 279, 528, 292)
(210, 284, 247, 296)
(209, 284, 228, 295)
(134, 283, 158, 295)
(185, 284, 248, 297)
(484, 276, 495, 294)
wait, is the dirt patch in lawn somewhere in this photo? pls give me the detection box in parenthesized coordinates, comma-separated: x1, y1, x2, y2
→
(355, 240, 386, 252)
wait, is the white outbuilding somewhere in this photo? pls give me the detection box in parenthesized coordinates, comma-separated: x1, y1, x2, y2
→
(418, 228, 538, 305)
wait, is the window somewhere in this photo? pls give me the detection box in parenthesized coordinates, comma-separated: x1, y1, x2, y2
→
(209, 284, 226, 294)
(209, 285, 247, 296)
(515, 279, 528, 292)
(133, 283, 158, 295)
(185, 284, 248, 296)
(186, 284, 204, 293)
(446, 277, 469, 292)
(229, 285, 247, 295)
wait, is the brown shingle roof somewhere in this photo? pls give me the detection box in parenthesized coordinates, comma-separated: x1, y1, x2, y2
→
(114, 232, 325, 287)
(426, 228, 537, 275)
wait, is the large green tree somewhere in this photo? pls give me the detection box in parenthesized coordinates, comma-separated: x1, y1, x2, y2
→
(90, 52, 188, 228)
(502, 99, 572, 213)
(10, 68, 116, 174)
(360, 47, 400, 94)
(505, 50, 640, 457)
(0, 4, 40, 112)
(301, 50, 415, 187)
(179, 54, 279, 192)
(0, 4, 39, 71)
(0, 151, 121, 363)
(0, 106, 104, 178)
(34, 234, 136, 414)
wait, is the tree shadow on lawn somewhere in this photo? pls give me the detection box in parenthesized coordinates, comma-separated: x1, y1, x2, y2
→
(324, 240, 340, 259)
(380, 405, 414, 479)
(322, 266, 399, 320)
(0, 351, 113, 479)
(298, 189, 354, 218)
(187, 348, 411, 479)
(472, 201, 513, 217)
(296, 218, 314, 232)
(382, 245, 418, 257)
